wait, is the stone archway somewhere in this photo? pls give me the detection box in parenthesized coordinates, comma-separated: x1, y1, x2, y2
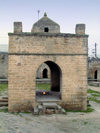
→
(36, 61, 62, 102)
(44, 61, 61, 92)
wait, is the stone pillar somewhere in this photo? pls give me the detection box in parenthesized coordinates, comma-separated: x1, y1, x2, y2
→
(98, 70, 100, 81)
(14, 22, 22, 33)
(75, 24, 85, 35)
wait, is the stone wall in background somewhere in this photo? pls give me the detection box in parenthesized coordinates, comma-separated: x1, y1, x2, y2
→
(0, 52, 8, 79)
(88, 57, 100, 81)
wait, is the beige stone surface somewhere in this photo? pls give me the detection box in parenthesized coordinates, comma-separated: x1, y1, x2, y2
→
(9, 35, 87, 54)
(88, 59, 100, 81)
(8, 32, 88, 112)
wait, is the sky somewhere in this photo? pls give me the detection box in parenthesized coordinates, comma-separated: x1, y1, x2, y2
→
(0, 0, 100, 57)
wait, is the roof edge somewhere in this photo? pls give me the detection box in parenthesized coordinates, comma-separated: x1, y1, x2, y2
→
(8, 32, 89, 37)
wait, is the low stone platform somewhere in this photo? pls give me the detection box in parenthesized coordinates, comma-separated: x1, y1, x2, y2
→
(0, 79, 8, 84)
(88, 81, 100, 87)
(0, 96, 8, 107)
(34, 102, 66, 115)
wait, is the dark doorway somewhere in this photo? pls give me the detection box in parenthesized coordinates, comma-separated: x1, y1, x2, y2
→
(36, 61, 62, 102)
(94, 70, 97, 81)
(44, 27, 49, 32)
(45, 61, 61, 92)
(43, 69, 48, 78)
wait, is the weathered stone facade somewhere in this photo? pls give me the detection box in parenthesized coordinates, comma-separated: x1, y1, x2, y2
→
(0, 52, 8, 79)
(0, 52, 49, 79)
(36, 63, 50, 79)
(8, 13, 88, 112)
(88, 57, 100, 81)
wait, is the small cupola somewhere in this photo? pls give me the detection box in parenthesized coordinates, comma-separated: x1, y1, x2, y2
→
(31, 12, 60, 33)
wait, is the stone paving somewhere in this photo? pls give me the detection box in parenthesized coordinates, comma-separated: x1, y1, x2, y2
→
(0, 108, 100, 133)
(0, 87, 100, 133)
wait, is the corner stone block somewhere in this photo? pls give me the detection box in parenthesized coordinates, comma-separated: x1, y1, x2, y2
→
(14, 22, 22, 33)
(75, 24, 85, 35)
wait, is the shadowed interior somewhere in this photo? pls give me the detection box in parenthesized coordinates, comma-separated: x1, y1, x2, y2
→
(36, 61, 62, 101)
(45, 61, 61, 92)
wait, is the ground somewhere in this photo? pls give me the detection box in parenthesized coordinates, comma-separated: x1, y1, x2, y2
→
(0, 84, 100, 133)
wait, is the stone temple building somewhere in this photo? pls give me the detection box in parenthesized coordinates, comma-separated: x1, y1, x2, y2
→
(8, 13, 88, 112)
(88, 57, 100, 81)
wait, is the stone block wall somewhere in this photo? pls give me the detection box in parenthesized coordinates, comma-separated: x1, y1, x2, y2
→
(8, 33, 88, 112)
(88, 58, 100, 81)
(0, 53, 8, 79)
(36, 63, 50, 79)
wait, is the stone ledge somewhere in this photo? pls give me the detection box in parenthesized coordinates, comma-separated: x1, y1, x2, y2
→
(8, 53, 88, 56)
(8, 32, 89, 38)
(0, 52, 8, 54)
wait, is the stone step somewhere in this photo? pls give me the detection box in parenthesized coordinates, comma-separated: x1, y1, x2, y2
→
(0, 99, 8, 102)
(42, 102, 58, 109)
(0, 102, 8, 107)
(38, 105, 43, 111)
(37, 100, 60, 103)
(2, 96, 8, 99)
(33, 102, 66, 115)
(34, 106, 39, 115)
(0, 106, 8, 110)
(38, 105, 44, 115)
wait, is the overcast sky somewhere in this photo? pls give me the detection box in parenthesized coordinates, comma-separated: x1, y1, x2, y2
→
(0, 0, 100, 56)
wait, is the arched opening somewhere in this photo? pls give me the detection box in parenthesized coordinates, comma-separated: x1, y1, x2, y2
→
(45, 61, 61, 92)
(36, 63, 50, 79)
(36, 61, 62, 102)
(43, 68, 48, 78)
(94, 70, 97, 81)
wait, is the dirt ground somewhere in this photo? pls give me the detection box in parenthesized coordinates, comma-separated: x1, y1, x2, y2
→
(0, 86, 100, 133)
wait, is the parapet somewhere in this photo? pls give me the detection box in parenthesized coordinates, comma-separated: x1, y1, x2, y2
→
(75, 24, 85, 35)
(14, 22, 22, 33)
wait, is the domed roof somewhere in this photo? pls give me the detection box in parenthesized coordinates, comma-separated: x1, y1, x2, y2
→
(31, 13, 60, 33)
